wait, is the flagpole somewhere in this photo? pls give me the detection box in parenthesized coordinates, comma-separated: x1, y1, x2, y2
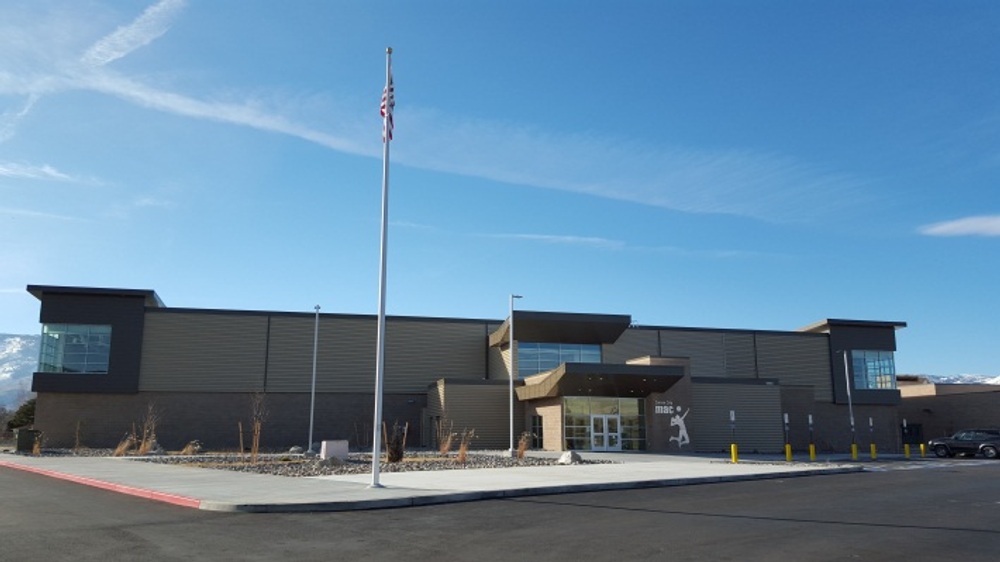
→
(370, 46, 393, 488)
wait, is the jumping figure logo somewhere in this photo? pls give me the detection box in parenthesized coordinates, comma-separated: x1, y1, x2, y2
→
(670, 407, 690, 448)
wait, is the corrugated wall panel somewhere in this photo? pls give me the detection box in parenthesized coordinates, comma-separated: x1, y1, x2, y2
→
(440, 384, 514, 449)
(723, 332, 757, 378)
(265, 315, 370, 393)
(659, 329, 726, 377)
(272, 316, 490, 394)
(139, 312, 268, 392)
(756, 333, 832, 402)
(604, 328, 659, 363)
(384, 319, 488, 393)
(690, 381, 784, 453)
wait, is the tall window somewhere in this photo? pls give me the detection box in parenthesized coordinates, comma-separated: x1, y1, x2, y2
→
(38, 324, 112, 374)
(851, 350, 896, 390)
(517, 342, 601, 377)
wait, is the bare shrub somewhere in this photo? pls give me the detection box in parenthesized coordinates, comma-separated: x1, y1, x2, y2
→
(136, 403, 159, 455)
(31, 431, 43, 456)
(383, 421, 408, 463)
(180, 440, 202, 455)
(113, 426, 138, 457)
(517, 431, 533, 459)
(437, 419, 455, 455)
(457, 428, 475, 464)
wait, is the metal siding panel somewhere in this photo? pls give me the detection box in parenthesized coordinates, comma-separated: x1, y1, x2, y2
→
(604, 329, 659, 363)
(139, 312, 267, 392)
(756, 333, 833, 402)
(385, 319, 488, 393)
(659, 329, 726, 377)
(441, 384, 511, 449)
(723, 332, 757, 378)
(266, 315, 329, 393)
(690, 382, 784, 453)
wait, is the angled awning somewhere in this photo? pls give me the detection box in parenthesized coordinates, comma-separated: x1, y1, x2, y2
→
(516, 362, 685, 401)
(489, 311, 632, 347)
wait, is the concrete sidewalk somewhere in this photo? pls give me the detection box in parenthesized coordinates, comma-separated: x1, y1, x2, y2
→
(0, 451, 862, 513)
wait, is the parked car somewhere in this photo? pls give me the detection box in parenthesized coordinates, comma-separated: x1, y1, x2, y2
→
(928, 429, 1000, 459)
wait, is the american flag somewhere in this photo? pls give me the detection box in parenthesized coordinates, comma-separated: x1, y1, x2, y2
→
(381, 70, 394, 142)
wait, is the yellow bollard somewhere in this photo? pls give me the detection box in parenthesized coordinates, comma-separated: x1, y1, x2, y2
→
(785, 443, 793, 462)
(904, 443, 911, 459)
(920, 443, 926, 458)
(808, 443, 816, 462)
(730, 443, 739, 464)
(851, 443, 858, 460)
(870, 443, 877, 460)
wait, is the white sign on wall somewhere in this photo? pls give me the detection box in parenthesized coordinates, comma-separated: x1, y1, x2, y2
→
(655, 400, 690, 448)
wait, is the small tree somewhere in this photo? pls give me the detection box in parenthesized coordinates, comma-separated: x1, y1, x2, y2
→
(248, 393, 268, 463)
(0, 406, 11, 435)
(6, 398, 35, 432)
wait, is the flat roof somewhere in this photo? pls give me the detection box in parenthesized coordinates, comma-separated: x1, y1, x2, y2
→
(27, 285, 165, 308)
(798, 318, 908, 333)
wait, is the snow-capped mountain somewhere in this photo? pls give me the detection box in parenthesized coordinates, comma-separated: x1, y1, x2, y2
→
(0, 334, 39, 409)
(922, 373, 1000, 385)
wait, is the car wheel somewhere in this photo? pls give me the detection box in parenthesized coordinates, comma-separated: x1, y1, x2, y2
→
(933, 445, 951, 458)
(983, 446, 999, 459)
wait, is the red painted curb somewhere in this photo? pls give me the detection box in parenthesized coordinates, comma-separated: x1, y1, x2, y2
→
(0, 460, 202, 509)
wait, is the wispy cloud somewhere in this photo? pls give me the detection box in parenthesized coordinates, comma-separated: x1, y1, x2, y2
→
(0, 162, 75, 182)
(488, 233, 626, 250)
(0, 207, 83, 221)
(80, 0, 186, 68)
(0, 94, 39, 142)
(133, 196, 176, 209)
(0, 0, 860, 224)
(919, 215, 1000, 237)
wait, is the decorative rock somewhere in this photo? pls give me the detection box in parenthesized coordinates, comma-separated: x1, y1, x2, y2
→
(289, 446, 304, 454)
(316, 456, 345, 468)
(557, 451, 582, 465)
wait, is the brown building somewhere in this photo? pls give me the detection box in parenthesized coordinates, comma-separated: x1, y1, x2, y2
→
(27, 285, 907, 454)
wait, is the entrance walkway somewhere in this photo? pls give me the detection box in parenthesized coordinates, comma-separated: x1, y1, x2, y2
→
(0, 451, 861, 513)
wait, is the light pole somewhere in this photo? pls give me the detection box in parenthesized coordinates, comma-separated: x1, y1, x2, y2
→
(842, 350, 857, 458)
(508, 294, 522, 457)
(307, 304, 320, 455)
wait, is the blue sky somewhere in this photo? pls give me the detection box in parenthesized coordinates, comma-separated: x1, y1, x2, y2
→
(1, 1, 998, 377)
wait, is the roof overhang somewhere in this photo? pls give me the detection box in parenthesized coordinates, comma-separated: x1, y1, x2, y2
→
(516, 362, 685, 401)
(489, 311, 632, 347)
(27, 285, 165, 308)
(799, 318, 907, 334)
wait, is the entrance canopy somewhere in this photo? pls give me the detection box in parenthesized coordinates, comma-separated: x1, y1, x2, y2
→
(516, 362, 685, 401)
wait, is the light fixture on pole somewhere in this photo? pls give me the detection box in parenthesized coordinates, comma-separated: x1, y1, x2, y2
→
(842, 350, 857, 455)
(508, 294, 523, 457)
(307, 304, 320, 455)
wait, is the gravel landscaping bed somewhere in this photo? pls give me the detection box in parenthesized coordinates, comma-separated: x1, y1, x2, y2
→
(14, 448, 614, 477)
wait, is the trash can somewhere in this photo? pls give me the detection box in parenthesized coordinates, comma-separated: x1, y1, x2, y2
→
(14, 428, 41, 453)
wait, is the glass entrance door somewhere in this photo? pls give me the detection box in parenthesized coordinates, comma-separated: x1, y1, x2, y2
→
(591, 415, 622, 451)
